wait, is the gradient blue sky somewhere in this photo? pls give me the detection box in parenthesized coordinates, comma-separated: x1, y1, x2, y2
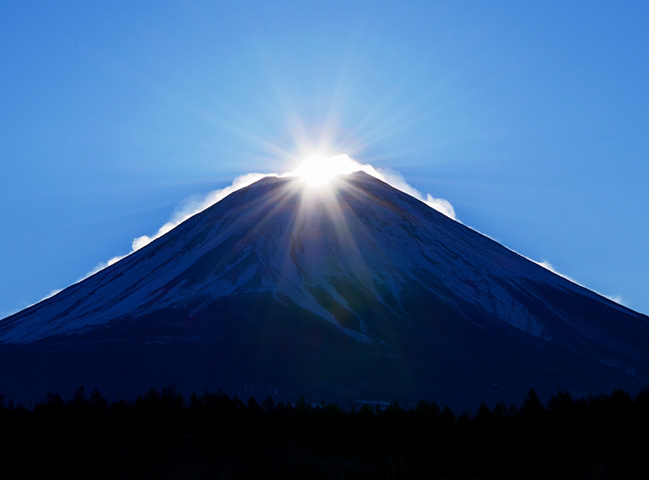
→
(1, 1, 648, 318)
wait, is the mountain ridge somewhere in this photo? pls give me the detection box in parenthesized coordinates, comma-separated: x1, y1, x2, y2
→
(1, 171, 647, 409)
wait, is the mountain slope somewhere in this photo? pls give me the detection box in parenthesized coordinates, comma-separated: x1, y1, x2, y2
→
(1, 172, 648, 409)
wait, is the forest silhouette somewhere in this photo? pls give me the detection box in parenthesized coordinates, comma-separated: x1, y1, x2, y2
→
(1, 386, 648, 478)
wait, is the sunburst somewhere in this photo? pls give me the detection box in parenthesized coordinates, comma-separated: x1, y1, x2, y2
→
(290, 154, 363, 187)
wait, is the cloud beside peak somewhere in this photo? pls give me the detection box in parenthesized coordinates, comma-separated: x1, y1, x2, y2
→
(128, 155, 456, 255)
(366, 164, 456, 219)
(84, 155, 455, 279)
(534, 259, 625, 306)
(81, 173, 276, 281)
(286, 154, 457, 219)
(533, 260, 577, 283)
(131, 172, 276, 252)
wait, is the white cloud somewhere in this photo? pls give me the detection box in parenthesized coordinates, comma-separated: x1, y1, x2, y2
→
(286, 154, 456, 219)
(534, 259, 625, 306)
(85, 255, 127, 279)
(377, 169, 456, 218)
(533, 260, 577, 283)
(79, 172, 277, 280)
(371, 166, 456, 219)
(126, 154, 456, 259)
(131, 172, 275, 252)
(373, 167, 456, 219)
(86, 155, 454, 277)
(605, 294, 624, 306)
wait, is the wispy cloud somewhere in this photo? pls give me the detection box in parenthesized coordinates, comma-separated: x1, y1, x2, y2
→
(131, 172, 275, 252)
(605, 294, 624, 305)
(369, 166, 456, 219)
(85, 254, 129, 279)
(534, 259, 625, 306)
(81, 172, 276, 280)
(533, 260, 577, 283)
(287, 154, 456, 219)
(84, 155, 454, 278)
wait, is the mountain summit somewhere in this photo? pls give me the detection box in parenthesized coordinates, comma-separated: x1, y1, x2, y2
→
(1, 171, 648, 408)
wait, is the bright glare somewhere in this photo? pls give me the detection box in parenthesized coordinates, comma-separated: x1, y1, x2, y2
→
(292, 154, 361, 186)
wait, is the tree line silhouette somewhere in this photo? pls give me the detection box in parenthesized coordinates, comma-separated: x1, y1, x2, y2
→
(1, 386, 648, 478)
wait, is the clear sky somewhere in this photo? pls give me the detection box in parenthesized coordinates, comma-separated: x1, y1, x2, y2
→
(1, 1, 648, 318)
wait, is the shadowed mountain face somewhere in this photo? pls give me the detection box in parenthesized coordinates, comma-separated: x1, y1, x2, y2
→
(1, 172, 648, 410)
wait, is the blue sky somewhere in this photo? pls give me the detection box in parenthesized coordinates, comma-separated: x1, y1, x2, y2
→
(1, 1, 648, 318)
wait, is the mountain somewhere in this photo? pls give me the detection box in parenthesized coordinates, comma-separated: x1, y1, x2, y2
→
(1, 171, 648, 410)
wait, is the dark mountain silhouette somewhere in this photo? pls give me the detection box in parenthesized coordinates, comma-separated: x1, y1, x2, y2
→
(1, 171, 648, 410)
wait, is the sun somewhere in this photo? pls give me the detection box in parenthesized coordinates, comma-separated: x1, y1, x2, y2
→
(291, 154, 361, 187)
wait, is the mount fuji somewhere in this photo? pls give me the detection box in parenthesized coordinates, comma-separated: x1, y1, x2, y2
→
(1, 171, 648, 409)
